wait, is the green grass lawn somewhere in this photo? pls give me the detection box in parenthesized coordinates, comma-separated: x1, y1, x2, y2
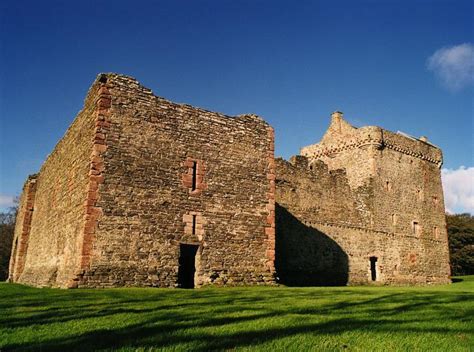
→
(0, 277, 473, 351)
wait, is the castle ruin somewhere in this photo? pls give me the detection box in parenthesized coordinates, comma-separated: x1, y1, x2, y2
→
(8, 74, 451, 288)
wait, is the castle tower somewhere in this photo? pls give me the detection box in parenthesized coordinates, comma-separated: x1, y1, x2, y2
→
(275, 112, 450, 285)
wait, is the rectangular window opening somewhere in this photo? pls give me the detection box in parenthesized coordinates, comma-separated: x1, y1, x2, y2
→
(191, 161, 197, 191)
(370, 256, 377, 281)
(433, 226, 439, 239)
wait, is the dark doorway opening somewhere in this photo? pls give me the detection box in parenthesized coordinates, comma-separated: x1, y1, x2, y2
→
(370, 256, 378, 281)
(178, 244, 199, 288)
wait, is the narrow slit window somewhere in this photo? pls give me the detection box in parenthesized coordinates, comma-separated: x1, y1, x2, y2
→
(191, 161, 197, 191)
(192, 215, 197, 235)
(416, 189, 423, 201)
(391, 214, 397, 226)
(433, 226, 439, 239)
(412, 221, 420, 236)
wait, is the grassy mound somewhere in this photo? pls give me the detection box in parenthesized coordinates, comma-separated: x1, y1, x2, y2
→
(1, 277, 473, 351)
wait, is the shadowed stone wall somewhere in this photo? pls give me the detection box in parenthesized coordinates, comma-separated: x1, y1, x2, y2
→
(275, 204, 349, 286)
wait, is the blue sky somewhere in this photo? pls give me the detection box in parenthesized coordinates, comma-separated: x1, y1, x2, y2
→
(0, 0, 473, 213)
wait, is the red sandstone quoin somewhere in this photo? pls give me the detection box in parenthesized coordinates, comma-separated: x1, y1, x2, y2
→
(8, 74, 451, 288)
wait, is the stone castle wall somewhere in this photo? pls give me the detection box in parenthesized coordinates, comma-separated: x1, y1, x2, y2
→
(275, 155, 450, 285)
(370, 142, 450, 283)
(75, 74, 275, 288)
(8, 76, 450, 288)
(9, 81, 102, 287)
(275, 157, 364, 285)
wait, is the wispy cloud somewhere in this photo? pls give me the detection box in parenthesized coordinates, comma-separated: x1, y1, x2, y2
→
(0, 195, 16, 208)
(441, 166, 474, 214)
(427, 43, 474, 91)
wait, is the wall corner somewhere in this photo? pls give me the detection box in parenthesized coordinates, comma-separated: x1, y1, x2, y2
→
(73, 81, 112, 287)
(265, 126, 276, 278)
(8, 175, 38, 282)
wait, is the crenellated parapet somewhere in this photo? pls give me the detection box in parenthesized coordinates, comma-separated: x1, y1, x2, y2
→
(301, 126, 383, 158)
(382, 130, 443, 167)
(300, 112, 443, 167)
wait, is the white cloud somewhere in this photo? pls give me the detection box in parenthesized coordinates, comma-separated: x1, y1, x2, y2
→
(0, 195, 16, 208)
(427, 43, 474, 91)
(441, 166, 474, 214)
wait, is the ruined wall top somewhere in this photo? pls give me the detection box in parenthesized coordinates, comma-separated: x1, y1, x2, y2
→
(92, 73, 269, 127)
(35, 73, 271, 183)
(300, 112, 443, 166)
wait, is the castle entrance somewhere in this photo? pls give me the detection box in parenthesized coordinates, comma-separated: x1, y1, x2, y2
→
(370, 256, 378, 281)
(178, 244, 199, 288)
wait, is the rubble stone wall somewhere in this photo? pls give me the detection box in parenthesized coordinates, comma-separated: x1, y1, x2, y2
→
(77, 74, 275, 287)
(12, 83, 100, 287)
(370, 142, 450, 283)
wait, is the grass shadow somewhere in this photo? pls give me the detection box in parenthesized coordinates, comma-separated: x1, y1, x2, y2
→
(1, 281, 473, 351)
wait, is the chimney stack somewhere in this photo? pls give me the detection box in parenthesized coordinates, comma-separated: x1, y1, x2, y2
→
(331, 111, 344, 132)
